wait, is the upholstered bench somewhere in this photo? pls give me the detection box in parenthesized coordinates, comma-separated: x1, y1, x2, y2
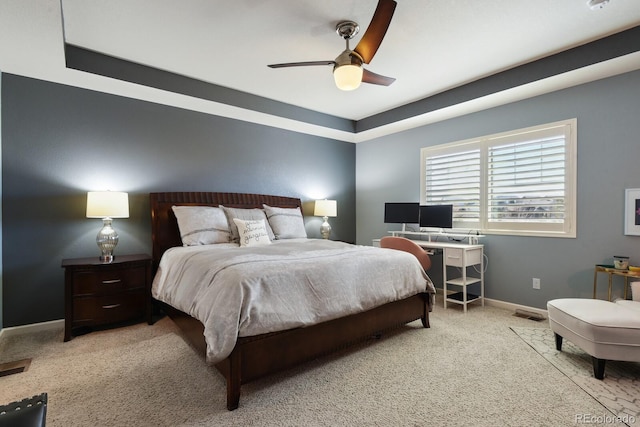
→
(547, 298, 640, 379)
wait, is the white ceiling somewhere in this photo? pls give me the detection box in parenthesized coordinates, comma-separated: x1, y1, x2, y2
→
(1, 0, 640, 141)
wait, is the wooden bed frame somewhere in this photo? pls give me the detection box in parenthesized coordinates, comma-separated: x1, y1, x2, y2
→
(150, 191, 430, 410)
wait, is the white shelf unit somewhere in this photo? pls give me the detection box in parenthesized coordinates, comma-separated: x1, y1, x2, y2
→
(442, 245, 484, 313)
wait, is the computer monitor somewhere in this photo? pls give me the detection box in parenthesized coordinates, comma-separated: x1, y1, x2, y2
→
(384, 203, 419, 231)
(419, 204, 453, 229)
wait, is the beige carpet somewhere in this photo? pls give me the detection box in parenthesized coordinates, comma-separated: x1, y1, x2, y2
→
(512, 326, 640, 424)
(0, 300, 634, 426)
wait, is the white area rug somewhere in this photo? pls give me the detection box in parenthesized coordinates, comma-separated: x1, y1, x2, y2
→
(512, 326, 640, 425)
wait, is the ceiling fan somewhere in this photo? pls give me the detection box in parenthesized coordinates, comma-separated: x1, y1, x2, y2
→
(267, 0, 397, 91)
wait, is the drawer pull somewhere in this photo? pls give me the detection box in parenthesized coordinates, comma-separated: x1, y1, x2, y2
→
(101, 279, 122, 285)
(447, 255, 461, 259)
(102, 304, 121, 309)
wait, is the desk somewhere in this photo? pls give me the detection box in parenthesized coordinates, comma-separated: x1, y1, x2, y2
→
(593, 265, 640, 301)
(374, 238, 484, 312)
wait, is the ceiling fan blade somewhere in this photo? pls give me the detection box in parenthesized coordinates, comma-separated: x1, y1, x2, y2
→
(353, 0, 397, 64)
(268, 61, 335, 68)
(362, 68, 395, 86)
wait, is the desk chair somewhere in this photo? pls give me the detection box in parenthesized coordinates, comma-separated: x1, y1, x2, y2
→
(380, 236, 432, 272)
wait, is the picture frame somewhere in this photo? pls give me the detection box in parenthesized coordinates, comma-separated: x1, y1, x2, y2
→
(624, 188, 640, 236)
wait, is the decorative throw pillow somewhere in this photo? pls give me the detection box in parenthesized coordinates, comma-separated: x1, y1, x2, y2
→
(233, 218, 272, 247)
(220, 206, 275, 242)
(172, 206, 231, 246)
(263, 204, 307, 239)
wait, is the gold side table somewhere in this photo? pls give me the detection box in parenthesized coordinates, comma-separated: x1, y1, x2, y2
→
(593, 264, 640, 301)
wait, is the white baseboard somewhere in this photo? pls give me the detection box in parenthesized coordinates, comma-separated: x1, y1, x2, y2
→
(484, 298, 548, 318)
(0, 319, 64, 340)
(436, 289, 549, 318)
(0, 299, 547, 340)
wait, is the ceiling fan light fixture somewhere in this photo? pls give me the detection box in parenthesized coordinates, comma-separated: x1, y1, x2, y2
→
(267, 0, 397, 89)
(333, 64, 363, 91)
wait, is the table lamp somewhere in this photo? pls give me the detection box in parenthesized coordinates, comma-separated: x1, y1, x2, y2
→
(314, 199, 337, 239)
(86, 191, 129, 263)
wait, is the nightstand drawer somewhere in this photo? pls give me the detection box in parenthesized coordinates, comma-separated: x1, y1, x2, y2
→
(73, 291, 145, 325)
(72, 265, 147, 295)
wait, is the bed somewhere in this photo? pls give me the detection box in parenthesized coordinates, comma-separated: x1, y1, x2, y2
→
(150, 191, 435, 410)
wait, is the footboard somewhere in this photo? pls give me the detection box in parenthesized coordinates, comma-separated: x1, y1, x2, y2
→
(163, 293, 429, 410)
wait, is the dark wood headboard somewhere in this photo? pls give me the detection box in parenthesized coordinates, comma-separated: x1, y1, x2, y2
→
(149, 192, 303, 269)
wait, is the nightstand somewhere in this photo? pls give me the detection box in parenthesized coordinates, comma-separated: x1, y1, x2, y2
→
(61, 254, 152, 341)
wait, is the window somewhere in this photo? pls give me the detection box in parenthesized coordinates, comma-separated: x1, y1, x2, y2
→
(420, 119, 576, 237)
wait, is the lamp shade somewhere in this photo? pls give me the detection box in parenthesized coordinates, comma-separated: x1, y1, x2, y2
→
(314, 199, 337, 217)
(333, 64, 363, 91)
(86, 191, 129, 218)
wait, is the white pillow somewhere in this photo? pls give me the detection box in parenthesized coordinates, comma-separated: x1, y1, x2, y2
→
(233, 218, 272, 247)
(172, 206, 231, 246)
(263, 204, 307, 239)
(220, 206, 275, 242)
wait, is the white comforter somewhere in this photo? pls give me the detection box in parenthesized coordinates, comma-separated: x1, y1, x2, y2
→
(152, 238, 435, 364)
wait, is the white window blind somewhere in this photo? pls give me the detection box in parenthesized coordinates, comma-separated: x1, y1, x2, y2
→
(421, 119, 576, 238)
(424, 148, 481, 224)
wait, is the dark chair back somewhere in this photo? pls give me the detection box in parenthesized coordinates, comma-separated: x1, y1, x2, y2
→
(0, 393, 47, 427)
(380, 236, 432, 271)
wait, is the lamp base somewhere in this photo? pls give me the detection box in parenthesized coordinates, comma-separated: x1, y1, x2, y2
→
(99, 254, 114, 263)
(320, 216, 332, 240)
(96, 217, 119, 263)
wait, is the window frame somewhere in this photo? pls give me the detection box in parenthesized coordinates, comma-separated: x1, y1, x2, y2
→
(420, 119, 577, 238)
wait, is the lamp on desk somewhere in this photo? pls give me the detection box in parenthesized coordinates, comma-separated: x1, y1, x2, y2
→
(86, 191, 129, 263)
(314, 199, 337, 239)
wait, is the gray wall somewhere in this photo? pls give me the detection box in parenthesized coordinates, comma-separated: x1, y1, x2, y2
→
(356, 70, 640, 309)
(3, 68, 639, 326)
(1, 73, 356, 327)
